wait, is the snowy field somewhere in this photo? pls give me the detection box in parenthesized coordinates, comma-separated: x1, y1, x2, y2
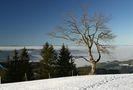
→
(0, 74, 133, 90)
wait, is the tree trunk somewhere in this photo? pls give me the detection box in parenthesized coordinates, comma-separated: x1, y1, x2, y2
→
(89, 62, 96, 75)
(48, 73, 51, 78)
(24, 73, 28, 81)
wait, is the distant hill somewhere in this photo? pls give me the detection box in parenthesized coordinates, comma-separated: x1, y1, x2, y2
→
(78, 60, 133, 75)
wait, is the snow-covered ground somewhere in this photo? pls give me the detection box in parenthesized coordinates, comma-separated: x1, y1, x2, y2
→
(0, 74, 133, 90)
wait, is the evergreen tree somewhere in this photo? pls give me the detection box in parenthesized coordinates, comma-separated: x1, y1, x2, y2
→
(5, 48, 34, 83)
(19, 48, 34, 80)
(39, 42, 57, 79)
(5, 50, 23, 82)
(69, 57, 78, 76)
(56, 44, 77, 77)
(1, 56, 10, 83)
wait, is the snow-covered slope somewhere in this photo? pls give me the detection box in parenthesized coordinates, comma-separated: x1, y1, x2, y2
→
(0, 74, 133, 90)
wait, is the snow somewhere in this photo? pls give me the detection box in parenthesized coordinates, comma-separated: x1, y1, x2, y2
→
(0, 74, 133, 90)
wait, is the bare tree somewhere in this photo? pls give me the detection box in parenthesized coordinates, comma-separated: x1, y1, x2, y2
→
(48, 9, 116, 75)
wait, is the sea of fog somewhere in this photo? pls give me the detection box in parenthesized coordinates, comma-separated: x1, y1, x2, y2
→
(0, 45, 133, 67)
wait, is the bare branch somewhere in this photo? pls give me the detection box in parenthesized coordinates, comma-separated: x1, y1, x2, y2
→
(73, 56, 90, 62)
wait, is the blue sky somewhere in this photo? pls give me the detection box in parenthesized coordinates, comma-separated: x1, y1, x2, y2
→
(0, 0, 133, 45)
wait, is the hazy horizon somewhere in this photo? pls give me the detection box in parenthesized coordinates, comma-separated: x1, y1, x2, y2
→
(0, 45, 133, 67)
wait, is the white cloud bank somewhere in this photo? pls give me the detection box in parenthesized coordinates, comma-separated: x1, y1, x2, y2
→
(0, 45, 133, 67)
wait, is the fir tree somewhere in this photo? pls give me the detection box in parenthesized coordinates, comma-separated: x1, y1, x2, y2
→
(69, 57, 78, 76)
(5, 50, 23, 82)
(19, 48, 34, 80)
(5, 48, 34, 83)
(39, 42, 57, 79)
(56, 44, 77, 77)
